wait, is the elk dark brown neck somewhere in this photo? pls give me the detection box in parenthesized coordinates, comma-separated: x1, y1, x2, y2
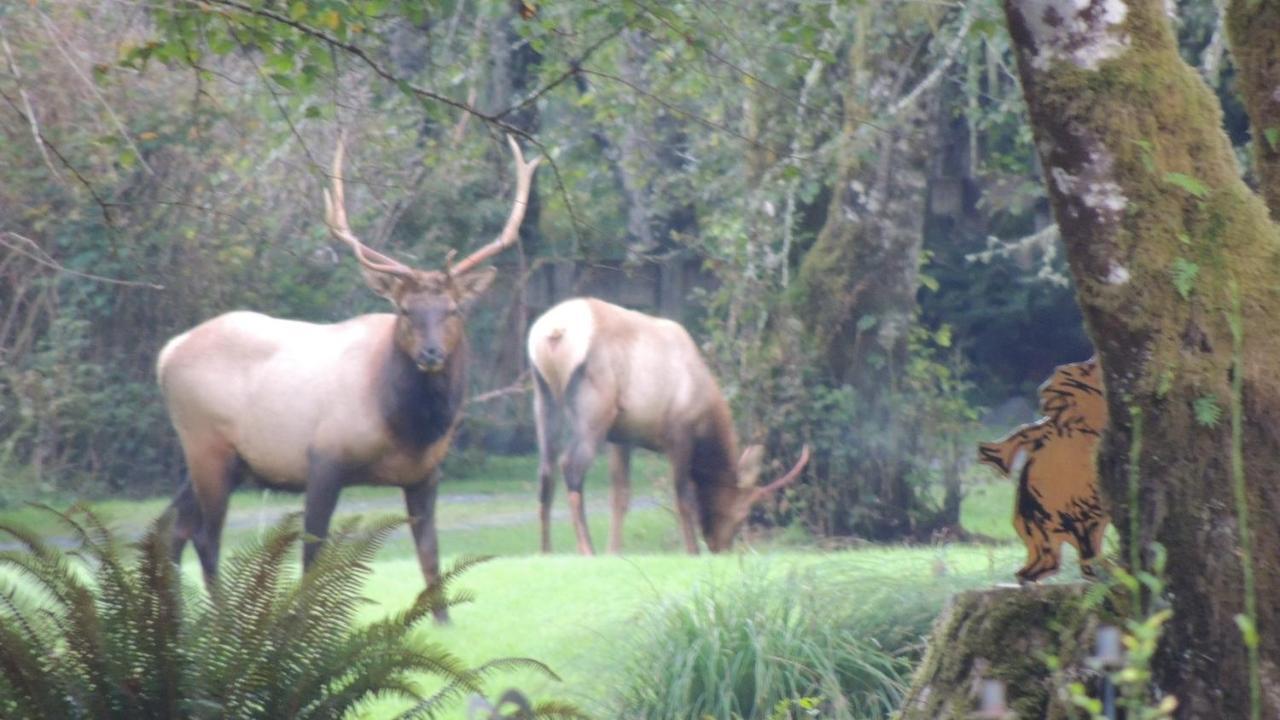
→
(379, 335, 466, 452)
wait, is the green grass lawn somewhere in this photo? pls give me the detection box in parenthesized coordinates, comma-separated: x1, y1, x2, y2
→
(2, 454, 1086, 718)
(346, 545, 1040, 719)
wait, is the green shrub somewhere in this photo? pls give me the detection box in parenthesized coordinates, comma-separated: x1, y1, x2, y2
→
(608, 559, 964, 720)
(0, 507, 577, 719)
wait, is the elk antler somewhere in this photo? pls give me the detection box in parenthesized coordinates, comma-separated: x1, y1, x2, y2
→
(449, 135, 543, 277)
(323, 134, 418, 281)
(751, 444, 811, 503)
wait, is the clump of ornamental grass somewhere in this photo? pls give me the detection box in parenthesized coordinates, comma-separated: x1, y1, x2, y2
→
(608, 556, 971, 720)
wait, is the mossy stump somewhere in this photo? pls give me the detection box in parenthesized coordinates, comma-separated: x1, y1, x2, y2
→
(897, 583, 1108, 719)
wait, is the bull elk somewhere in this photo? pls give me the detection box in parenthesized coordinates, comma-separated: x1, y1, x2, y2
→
(157, 136, 540, 620)
(527, 297, 810, 554)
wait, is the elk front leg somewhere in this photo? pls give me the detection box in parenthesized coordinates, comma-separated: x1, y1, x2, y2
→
(667, 441, 700, 555)
(302, 452, 346, 570)
(607, 444, 632, 554)
(405, 477, 448, 624)
(533, 372, 560, 553)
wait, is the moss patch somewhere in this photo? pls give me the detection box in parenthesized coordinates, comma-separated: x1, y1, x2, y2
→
(896, 583, 1111, 719)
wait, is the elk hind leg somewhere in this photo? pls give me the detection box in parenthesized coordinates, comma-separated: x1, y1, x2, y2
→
(168, 479, 200, 564)
(184, 440, 242, 588)
(533, 371, 560, 553)
(607, 444, 632, 554)
(561, 376, 616, 556)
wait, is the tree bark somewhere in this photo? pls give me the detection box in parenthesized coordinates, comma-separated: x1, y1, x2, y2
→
(794, 28, 935, 538)
(898, 585, 1105, 719)
(1002, 1, 1280, 716)
(1225, 0, 1280, 220)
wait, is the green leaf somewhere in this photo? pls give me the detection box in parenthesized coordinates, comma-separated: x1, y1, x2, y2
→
(934, 325, 952, 348)
(1164, 172, 1208, 198)
(919, 273, 939, 292)
(1170, 257, 1198, 300)
(1264, 127, 1280, 152)
(208, 32, 235, 56)
(1235, 613, 1259, 648)
(318, 9, 342, 30)
(265, 52, 294, 75)
(855, 315, 878, 332)
(1133, 138, 1155, 173)
(118, 148, 137, 169)
(1193, 395, 1222, 428)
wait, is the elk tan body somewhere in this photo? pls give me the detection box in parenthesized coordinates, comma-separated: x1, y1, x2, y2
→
(528, 297, 808, 554)
(158, 311, 457, 489)
(159, 136, 539, 621)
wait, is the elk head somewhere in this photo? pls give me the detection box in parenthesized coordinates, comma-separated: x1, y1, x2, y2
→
(703, 444, 811, 552)
(323, 134, 541, 372)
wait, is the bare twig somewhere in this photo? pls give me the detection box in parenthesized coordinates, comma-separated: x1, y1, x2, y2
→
(191, 0, 586, 247)
(37, 11, 156, 177)
(492, 20, 631, 121)
(465, 370, 532, 406)
(578, 67, 795, 159)
(0, 232, 164, 289)
(199, 0, 531, 140)
(451, 86, 479, 144)
(0, 28, 63, 184)
(0, 89, 116, 224)
(886, 2, 974, 118)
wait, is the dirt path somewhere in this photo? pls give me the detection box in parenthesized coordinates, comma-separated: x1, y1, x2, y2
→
(1, 492, 662, 551)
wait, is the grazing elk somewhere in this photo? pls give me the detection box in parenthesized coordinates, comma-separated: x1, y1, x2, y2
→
(158, 136, 540, 620)
(527, 297, 810, 555)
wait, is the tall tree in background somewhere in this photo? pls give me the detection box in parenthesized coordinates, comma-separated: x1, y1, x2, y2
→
(1002, 0, 1279, 715)
(793, 3, 968, 539)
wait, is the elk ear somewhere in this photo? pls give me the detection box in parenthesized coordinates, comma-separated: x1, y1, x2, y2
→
(737, 444, 765, 488)
(360, 266, 405, 301)
(453, 266, 498, 305)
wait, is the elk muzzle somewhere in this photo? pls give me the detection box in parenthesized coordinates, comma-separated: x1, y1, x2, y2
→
(416, 346, 447, 373)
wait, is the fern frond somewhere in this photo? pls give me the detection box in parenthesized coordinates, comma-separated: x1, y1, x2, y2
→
(131, 514, 186, 718)
(470, 656, 562, 684)
(438, 554, 495, 588)
(261, 515, 403, 713)
(193, 515, 302, 715)
(0, 609, 71, 719)
(394, 679, 476, 720)
(531, 699, 593, 719)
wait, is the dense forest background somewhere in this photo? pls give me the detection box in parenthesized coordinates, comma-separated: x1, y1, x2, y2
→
(0, 0, 1249, 539)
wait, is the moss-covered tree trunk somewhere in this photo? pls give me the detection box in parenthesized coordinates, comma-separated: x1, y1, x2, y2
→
(793, 16, 936, 538)
(898, 585, 1105, 719)
(1002, 1, 1280, 716)
(1225, 0, 1280, 220)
